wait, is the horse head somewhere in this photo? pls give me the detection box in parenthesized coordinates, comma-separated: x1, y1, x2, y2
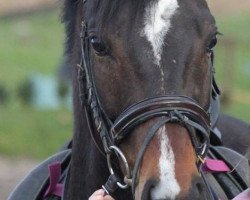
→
(64, 0, 219, 199)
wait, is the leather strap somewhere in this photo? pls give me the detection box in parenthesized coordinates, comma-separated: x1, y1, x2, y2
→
(111, 96, 210, 142)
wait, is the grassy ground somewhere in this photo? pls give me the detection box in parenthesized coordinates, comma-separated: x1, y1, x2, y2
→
(0, 10, 249, 159)
(0, 106, 72, 158)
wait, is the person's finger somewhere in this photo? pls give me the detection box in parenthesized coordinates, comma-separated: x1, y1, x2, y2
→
(89, 194, 104, 200)
(88, 189, 105, 200)
(93, 189, 105, 196)
(104, 195, 115, 200)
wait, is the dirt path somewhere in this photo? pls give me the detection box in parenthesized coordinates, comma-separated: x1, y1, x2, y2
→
(0, 156, 39, 199)
(0, 0, 57, 17)
(1, 0, 250, 17)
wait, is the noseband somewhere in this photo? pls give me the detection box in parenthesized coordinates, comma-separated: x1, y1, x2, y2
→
(77, 17, 219, 196)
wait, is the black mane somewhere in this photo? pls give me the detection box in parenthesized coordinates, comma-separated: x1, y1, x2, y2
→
(62, 0, 150, 48)
(62, 0, 80, 62)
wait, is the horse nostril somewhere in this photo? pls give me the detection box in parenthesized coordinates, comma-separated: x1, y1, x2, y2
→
(142, 179, 158, 200)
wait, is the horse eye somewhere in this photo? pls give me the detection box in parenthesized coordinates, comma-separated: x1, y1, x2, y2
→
(90, 36, 108, 56)
(207, 36, 217, 52)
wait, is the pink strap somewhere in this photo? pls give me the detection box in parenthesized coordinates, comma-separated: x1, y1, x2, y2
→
(232, 188, 250, 200)
(202, 158, 230, 173)
(44, 162, 64, 198)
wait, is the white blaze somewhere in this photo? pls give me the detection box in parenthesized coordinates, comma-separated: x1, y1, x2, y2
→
(151, 125, 181, 200)
(143, 0, 179, 65)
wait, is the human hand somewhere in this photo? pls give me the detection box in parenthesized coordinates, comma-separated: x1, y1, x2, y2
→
(88, 189, 115, 200)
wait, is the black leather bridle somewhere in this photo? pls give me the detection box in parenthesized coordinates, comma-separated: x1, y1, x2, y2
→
(77, 14, 220, 197)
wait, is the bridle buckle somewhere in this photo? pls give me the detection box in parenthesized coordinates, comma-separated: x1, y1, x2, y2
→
(197, 155, 206, 164)
(106, 146, 132, 189)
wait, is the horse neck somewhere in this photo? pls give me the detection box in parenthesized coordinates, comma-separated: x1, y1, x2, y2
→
(65, 72, 108, 199)
(65, 65, 132, 199)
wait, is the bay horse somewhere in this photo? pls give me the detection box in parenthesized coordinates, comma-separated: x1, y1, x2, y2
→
(8, 0, 249, 200)
(62, 0, 247, 199)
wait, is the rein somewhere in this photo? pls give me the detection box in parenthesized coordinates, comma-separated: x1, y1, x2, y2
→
(77, 4, 220, 197)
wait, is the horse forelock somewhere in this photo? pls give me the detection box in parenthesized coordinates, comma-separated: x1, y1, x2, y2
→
(83, 0, 149, 30)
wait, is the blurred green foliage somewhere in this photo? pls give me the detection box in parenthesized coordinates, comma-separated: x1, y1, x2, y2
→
(0, 10, 249, 159)
(17, 78, 33, 105)
(0, 10, 72, 159)
(0, 83, 9, 104)
(0, 10, 64, 93)
(215, 12, 250, 120)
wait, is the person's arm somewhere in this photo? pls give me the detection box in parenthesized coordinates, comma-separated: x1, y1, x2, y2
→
(89, 189, 115, 200)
